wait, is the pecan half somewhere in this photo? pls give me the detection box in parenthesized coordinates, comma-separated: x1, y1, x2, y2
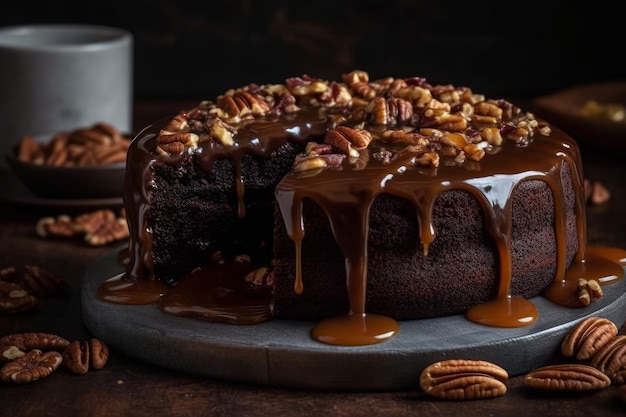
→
(0, 349, 63, 384)
(419, 359, 508, 400)
(325, 126, 372, 157)
(0, 281, 39, 314)
(561, 316, 617, 360)
(523, 364, 611, 391)
(88, 338, 110, 370)
(0, 333, 70, 362)
(62, 340, 90, 375)
(22, 265, 68, 296)
(62, 338, 109, 375)
(590, 334, 626, 383)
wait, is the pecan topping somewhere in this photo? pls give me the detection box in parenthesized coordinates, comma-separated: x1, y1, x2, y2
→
(561, 316, 617, 360)
(292, 142, 346, 174)
(216, 90, 271, 122)
(366, 97, 414, 127)
(325, 126, 372, 157)
(0, 349, 63, 384)
(419, 359, 508, 400)
(244, 267, 274, 287)
(160, 71, 545, 176)
(523, 364, 611, 391)
(156, 131, 199, 155)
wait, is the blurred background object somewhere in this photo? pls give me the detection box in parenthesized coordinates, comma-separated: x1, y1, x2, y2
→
(1, 0, 623, 101)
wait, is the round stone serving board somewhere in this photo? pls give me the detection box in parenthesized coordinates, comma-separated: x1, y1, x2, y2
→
(82, 249, 626, 391)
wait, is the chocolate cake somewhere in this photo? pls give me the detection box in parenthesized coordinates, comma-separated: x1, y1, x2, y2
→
(98, 70, 617, 347)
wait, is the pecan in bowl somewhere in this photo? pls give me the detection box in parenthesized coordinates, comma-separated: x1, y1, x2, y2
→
(5, 122, 130, 199)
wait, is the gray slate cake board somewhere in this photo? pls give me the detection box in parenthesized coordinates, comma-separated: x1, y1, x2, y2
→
(82, 249, 626, 391)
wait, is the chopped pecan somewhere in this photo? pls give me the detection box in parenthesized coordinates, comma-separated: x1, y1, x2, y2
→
(561, 316, 617, 360)
(576, 278, 604, 306)
(244, 267, 274, 287)
(419, 359, 508, 400)
(292, 141, 346, 174)
(420, 108, 468, 131)
(0, 349, 63, 384)
(523, 364, 611, 391)
(0, 332, 70, 362)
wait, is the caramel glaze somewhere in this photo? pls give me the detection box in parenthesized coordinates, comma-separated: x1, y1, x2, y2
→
(98, 107, 626, 347)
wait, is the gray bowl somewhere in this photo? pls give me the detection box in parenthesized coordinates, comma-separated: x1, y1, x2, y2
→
(5, 145, 126, 199)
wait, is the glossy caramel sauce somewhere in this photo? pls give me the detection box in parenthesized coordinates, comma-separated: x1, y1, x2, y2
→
(97, 74, 625, 347)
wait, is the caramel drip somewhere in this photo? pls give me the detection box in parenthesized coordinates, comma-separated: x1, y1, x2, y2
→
(274, 127, 611, 339)
(157, 262, 273, 325)
(96, 273, 167, 305)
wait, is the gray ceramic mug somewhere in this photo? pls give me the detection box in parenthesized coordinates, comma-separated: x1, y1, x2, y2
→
(0, 24, 133, 169)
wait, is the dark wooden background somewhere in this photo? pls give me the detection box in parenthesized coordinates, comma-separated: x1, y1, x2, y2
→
(2, 0, 624, 100)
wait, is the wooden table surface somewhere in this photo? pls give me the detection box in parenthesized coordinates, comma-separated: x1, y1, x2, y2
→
(1, 99, 626, 417)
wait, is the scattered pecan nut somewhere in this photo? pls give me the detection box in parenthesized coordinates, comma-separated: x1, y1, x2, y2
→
(561, 316, 617, 361)
(325, 126, 372, 157)
(62, 338, 109, 375)
(590, 335, 626, 384)
(584, 179, 611, 205)
(419, 359, 508, 400)
(0, 332, 70, 362)
(523, 364, 611, 391)
(0, 349, 63, 384)
(577, 278, 603, 306)
(36, 209, 129, 247)
(0, 281, 39, 314)
(22, 265, 68, 296)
